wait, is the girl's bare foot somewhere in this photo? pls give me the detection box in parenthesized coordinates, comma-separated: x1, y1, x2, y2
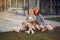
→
(31, 30, 34, 34)
(25, 31, 30, 34)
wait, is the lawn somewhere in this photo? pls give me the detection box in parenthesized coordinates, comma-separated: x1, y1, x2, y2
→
(45, 17, 60, 22)
(0, 17, 60, 40)
(0, 27, 60, 40)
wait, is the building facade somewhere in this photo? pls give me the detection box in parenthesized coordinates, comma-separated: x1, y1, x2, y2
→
(39, 0, 60, 15)
(0, 0, 60, 15)
(30, 0, 60, 15)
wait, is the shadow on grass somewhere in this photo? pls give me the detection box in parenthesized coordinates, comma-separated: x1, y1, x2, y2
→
(45, 17, 60, 22)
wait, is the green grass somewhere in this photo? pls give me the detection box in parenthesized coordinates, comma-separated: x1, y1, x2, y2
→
(0, 27, 60, 40)
(45, 17, 60, 22)
(0, 17, 60, 40)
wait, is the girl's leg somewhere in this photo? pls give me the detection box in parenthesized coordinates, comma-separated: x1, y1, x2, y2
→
(25, 22, 34, 34)
(25, 22, 30, 34)
(40, 25, 46, 32)
(29, 24, 34, 34)
(35, 24, 41, 30)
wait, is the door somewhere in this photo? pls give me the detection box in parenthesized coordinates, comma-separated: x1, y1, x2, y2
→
(57, 0, 60, 15)
(40, 0, 56, 15)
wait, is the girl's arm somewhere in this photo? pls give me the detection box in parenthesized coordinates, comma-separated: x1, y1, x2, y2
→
(39, 14, 45, 25)
(37, 14, 45, 25)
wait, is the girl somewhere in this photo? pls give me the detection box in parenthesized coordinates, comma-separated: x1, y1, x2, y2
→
(34, 8, 46, 32)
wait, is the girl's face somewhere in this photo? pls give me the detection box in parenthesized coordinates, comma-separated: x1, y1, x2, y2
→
(34, 8, 39, 15)
(29, 8, 34, 16)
